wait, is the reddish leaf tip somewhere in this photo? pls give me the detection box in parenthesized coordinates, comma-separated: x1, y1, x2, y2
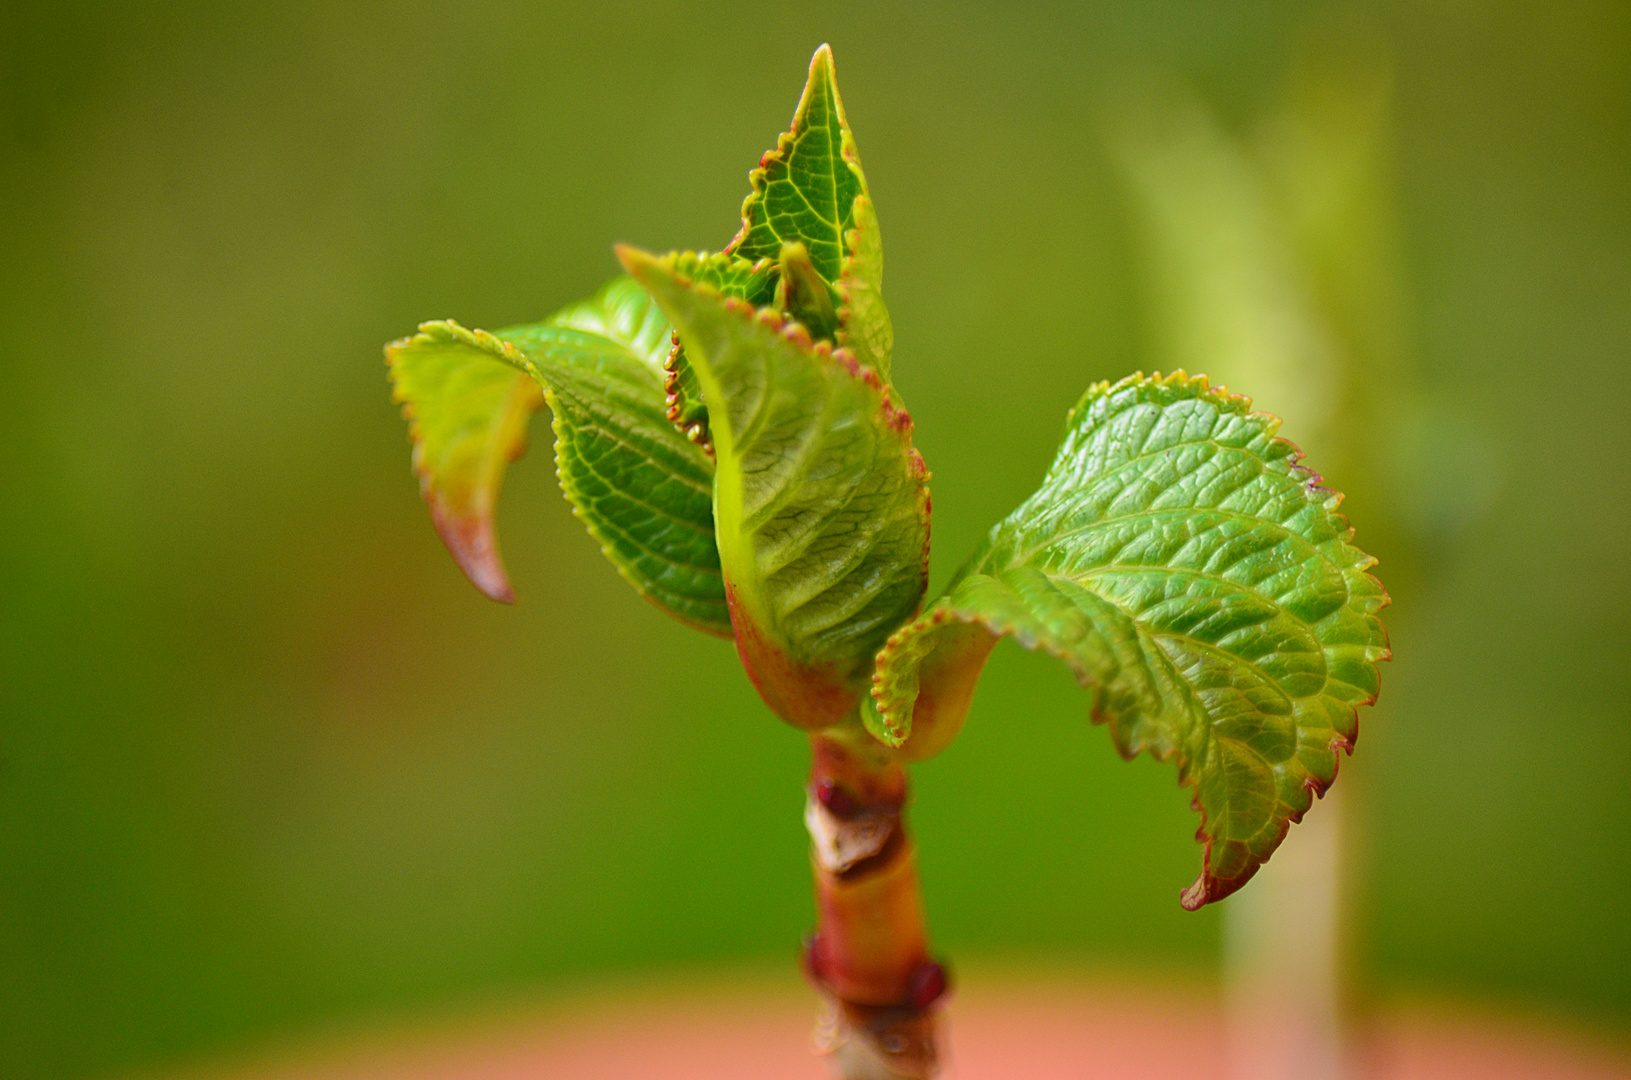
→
(426, 497, 516, 604)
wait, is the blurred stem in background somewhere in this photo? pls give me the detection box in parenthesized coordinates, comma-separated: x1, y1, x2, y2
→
(1107, 26, 1494, 1080)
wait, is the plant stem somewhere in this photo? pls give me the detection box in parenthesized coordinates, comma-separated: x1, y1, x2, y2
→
(803, 728, 946, 1079)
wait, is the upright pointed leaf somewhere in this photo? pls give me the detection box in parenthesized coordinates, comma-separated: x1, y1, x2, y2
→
(387, 278, 731, 635)
(622, 246, 930, 730)
(869, 373, 1389, 908)
(729, 44, 863, 283)
(726, 44, 893, 378)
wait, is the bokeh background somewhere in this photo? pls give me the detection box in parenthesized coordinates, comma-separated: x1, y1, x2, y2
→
(2, 2, 1628, 1078)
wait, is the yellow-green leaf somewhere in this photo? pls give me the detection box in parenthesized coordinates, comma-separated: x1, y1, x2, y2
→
(387, 329, 543, 603)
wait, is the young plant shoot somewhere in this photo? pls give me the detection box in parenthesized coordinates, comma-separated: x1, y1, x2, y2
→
(385, 45, 1390, 1080)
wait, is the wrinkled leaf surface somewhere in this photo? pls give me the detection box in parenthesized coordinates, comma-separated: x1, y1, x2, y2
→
(869, 373, 1388, 907)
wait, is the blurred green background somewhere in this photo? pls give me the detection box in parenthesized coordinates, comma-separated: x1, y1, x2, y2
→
(2, 1, 1627, 1078)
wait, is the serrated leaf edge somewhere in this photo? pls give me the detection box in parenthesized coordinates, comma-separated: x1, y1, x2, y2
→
(834, 193, 883, 357)
(724, 45, 863, 264)
(662, 331, 711, 448)
(659, 252, 780, 454)
(869, 370, 1391, 908)
(723, 45, 889, 381)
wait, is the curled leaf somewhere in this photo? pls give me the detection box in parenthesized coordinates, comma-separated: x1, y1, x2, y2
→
(387, 278, 731, 635)
(387, 327, 543, 602)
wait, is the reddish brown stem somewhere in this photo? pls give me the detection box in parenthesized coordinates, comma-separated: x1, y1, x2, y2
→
(803, 731, 948, 1079)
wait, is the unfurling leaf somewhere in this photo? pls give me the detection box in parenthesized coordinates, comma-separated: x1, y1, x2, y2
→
(664, 47, 894, 457)
(387, 278, 730, 635)
(621, 246, 930, 730)
(869, 373, 1389, 907)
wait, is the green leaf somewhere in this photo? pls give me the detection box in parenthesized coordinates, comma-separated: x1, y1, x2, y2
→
(729, 44, 862, 284)
(386, 325, 543, 603)
(726, 43, 893, 379)
(621, 245, 930, 730)
(387, 278, 731, 636)
(869, 373, 1389, 908)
